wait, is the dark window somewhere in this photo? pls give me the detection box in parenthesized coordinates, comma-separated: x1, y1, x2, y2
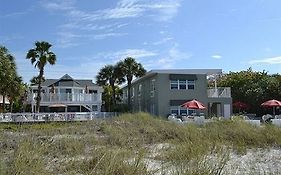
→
(188, 109, 196, 115)
(92, 105, 98, 111)
(179, 80, 186, 89)
(180, 109, 187, 115)
(170, 80, 178, 89)
(89, 90, 97, 94)
(171, 109, 178, 115)
(187, 80, 195, 89)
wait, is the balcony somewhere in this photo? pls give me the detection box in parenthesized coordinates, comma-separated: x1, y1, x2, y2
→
(207, 87, 231, 98)
(27, 93, 101, 104)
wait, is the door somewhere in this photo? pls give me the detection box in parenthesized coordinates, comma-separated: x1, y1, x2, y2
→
(224, 104, 231, 119)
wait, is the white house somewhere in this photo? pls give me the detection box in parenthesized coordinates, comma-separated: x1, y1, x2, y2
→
(26, 74, 103, 113)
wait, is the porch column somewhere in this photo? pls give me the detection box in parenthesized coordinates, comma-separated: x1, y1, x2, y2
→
(58, 87, 61, 101)
(31, 103, 34, 113)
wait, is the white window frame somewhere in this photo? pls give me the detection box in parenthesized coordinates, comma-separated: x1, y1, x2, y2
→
(170, 106, 196, 115)
(170, 80, 179, 90)
(187, 80, 195, 89)
(123, 89, 128, 99)
(179, 80, 187, 90)
(170, 79, 196, 90)
(151, 79, 155, 97)
(138, 84, 142, 96)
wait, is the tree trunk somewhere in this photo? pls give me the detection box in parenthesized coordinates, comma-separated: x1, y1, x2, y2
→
(111, 83, 116, 106)
(127, 77, 132, 111)
(2, 94, 5, 113)
(10, 101, 13, 113)
(36, 68, 44, 113)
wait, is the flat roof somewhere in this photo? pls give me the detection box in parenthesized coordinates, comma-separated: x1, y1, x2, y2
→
(121, 69, 222, 89)
(150, 69, 222, 75)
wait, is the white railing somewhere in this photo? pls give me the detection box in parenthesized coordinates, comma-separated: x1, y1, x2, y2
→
(207, 87, 231, 98)
(27, 93, 101, 103)
(0, 112, 118, 122)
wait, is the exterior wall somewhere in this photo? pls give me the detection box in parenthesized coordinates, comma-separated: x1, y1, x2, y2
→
(28, 86, 103, 112)
(156, 73, 208, 117)
(124, 74, 159, 115)
(207, 97, 233, 118)
(122, 71, 233, 118)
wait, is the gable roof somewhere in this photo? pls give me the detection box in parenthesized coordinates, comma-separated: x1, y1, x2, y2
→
(60, 74, 73, 80)
(31, 74, 97, 87)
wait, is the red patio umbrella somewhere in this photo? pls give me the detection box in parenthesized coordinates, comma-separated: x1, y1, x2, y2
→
(233, 101, 249, 113)
(233, 101, 249, 109)
(261, 99, 281, 115)
(181, 99, 206, 110)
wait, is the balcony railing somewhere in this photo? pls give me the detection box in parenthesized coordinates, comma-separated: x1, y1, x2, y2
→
(207, 87, 231, 98)
(27, 93, 101, 103)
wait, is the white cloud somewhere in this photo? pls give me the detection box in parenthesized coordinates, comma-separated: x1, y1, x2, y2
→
(55, 32, 83, 48)
(41, 0, 182, 47)
(42, 0, 75, 11)
(43, 0, 182, 22)
(0, 35, 24, 44)
(97, 49, 158, 62)
(212, 55, 222, 59)
(249, 56, 281, 65)
(55, 31, 127, 48)
(145, 44, 192, 69)
(39, 48, 158, 81)
(92, 33, 128, 40)
(152, 37, 173, 45)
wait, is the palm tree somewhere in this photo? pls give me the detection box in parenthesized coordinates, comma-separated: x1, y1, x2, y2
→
(117, 57, 146, 110)
(0, 46, 17, 112)
(7, 76, 25, 112)
(96, 65, 124, 111)
(26, 41, 56, 112)
(30, 76, 45, 86)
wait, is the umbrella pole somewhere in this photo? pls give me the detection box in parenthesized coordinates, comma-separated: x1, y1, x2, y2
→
(273, 107, 275, 116)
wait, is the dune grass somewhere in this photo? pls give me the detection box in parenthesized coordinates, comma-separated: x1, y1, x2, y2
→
(0, 112, 281, 174)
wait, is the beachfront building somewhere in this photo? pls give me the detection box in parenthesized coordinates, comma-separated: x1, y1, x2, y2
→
(121, 69, 232, 118)
(0, 95, 10, 112)
(26, 74, 103, 112)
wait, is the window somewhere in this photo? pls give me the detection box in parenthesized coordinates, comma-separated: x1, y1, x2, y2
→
(89, 90, 97, 94)
(170, 79, 195, 90)
(66, 89, 72, 93)
(179, 80, 186, 89)
(150, 79, 155, 97)
(170, 106, 179, 115)
(188, 109, 196, 115)
(123, 89, 127, 99)
(170, 80, 178, 89)
(170, 106, 195, 116)
(187, 80, 195, 89)
(132, 87, 135, 97)
(92, 105, 98, 111)
(138, 84, 142, 96)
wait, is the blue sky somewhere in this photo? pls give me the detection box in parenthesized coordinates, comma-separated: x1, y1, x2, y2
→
(1, 0, 281, 82)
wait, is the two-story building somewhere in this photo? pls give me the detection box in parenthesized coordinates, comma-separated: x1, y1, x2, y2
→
(121, 69, 232, 118)
(27, 74, 103, 113)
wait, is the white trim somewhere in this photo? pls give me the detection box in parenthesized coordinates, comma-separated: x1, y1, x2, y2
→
(170, 80, 196, 90)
